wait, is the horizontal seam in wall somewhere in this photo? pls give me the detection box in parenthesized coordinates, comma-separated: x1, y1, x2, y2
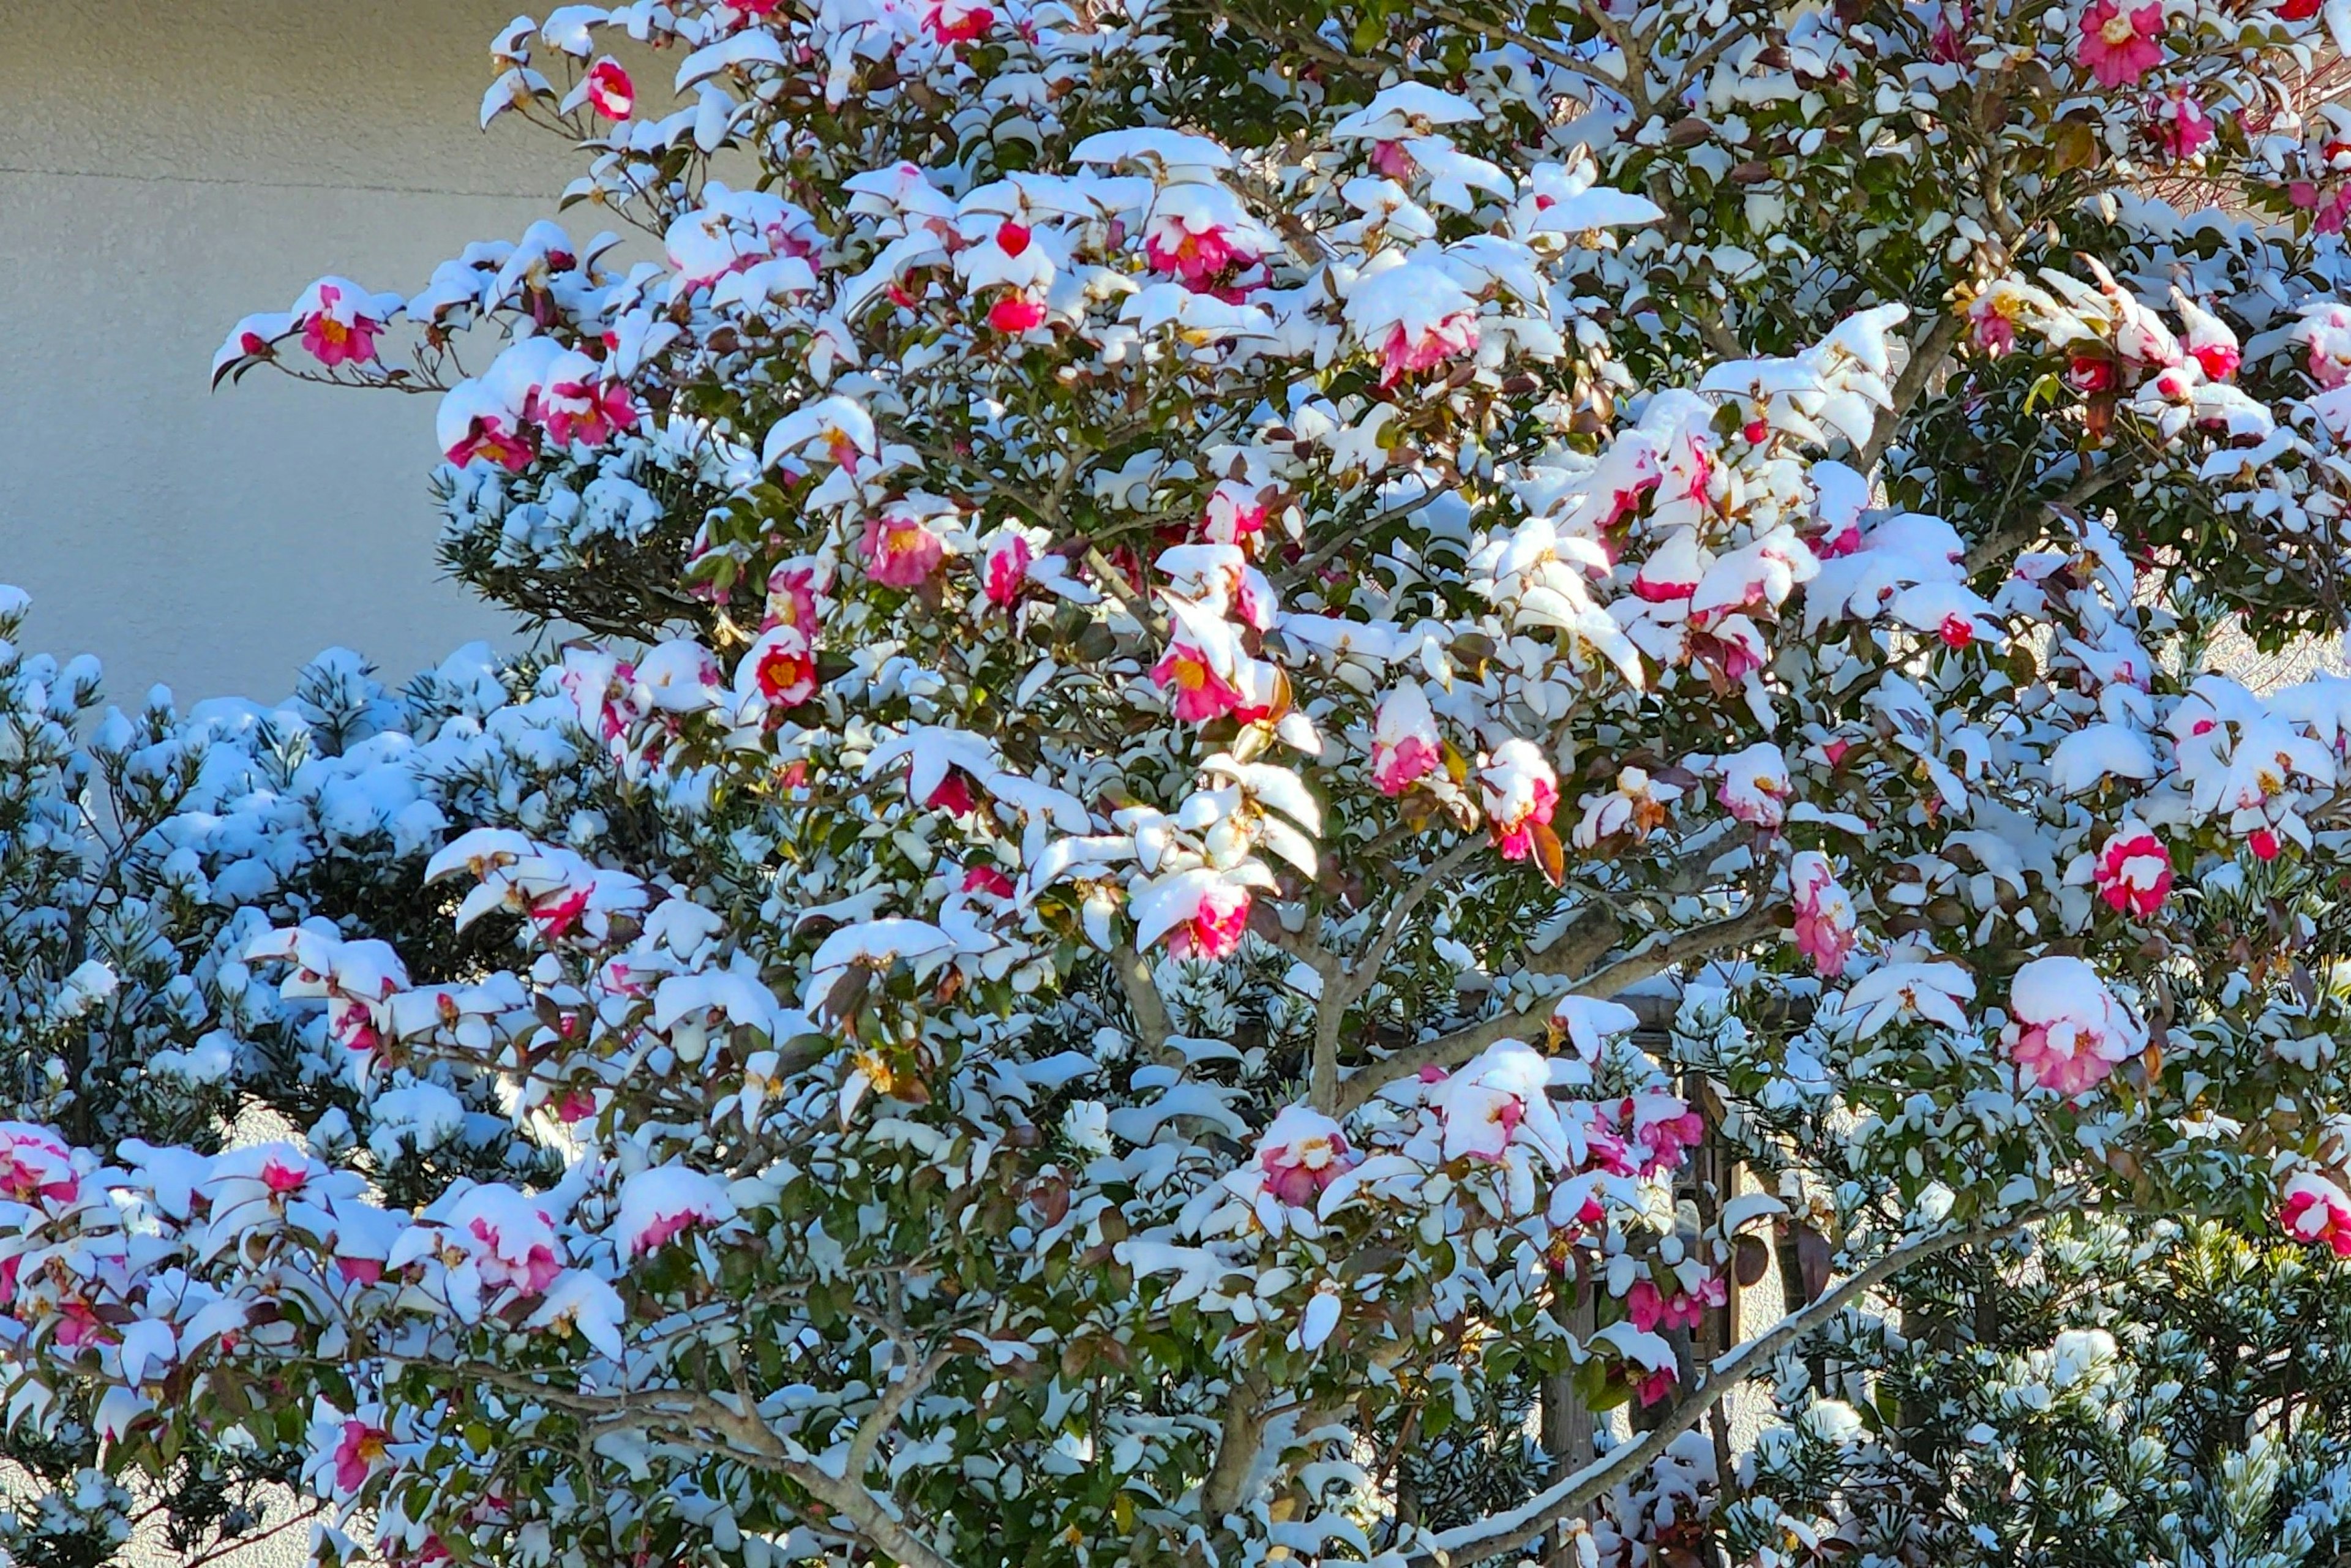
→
(0, 161, 549, 200)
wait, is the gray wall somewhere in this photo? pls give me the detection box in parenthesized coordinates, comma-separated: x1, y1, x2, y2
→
(0, 1, 594, 705)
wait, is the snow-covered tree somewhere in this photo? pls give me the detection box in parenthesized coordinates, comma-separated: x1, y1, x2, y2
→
(15, 1, 2351, 1563)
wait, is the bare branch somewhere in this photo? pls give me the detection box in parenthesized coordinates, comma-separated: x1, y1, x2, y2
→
(1412, 1217, 2031, 1564)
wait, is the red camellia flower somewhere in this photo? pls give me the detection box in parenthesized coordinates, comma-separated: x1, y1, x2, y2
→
(583, 58, 634, 119)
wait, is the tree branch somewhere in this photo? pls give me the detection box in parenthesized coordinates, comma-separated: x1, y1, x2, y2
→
(1332, 907, 1777, 1116)
(1412, 1216, 2029, 1564)
(1857, 307, 1968, 473)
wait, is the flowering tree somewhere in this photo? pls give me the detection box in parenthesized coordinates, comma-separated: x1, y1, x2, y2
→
(16, 0, 2351, 1563)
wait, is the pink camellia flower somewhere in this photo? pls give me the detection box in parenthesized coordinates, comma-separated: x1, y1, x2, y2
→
(1168, 880, 1251, 961)
(299, 281, 384, 367)
(861, 512, 947, 587)
(336, 1255, 384, 1286)
(2068, 353, 2117, 393)
(2281, 1173, 2351, 1256)
(2173, 291, 2239, 381)
(2077, 0, 2165, 88)
(922, 766, 979, 816)
(1715, 742, 1790, 830)
(1370, 140, 1417, 180)
(583, 58, 633, 119)
(1790, 850, 1858, 977)
(449, 1190, 564, 1296)
(54, 1297, 108, 1349)
(1250, 1105, 1359, 1209)
(982, 531, 1032, 606)
(962, 864, 1016, 898)
(2250, 827, 2282, 861)
(1427, 1042, 1573, 1166)
(538, 373, 636, 448)
(1201, 481, 1269, 547)
(1635, 1365, 1679, 1408)
(765, 561, 822, 634)
(1968, 295, 2018, 356)
(740, 625, 817, 711)
(924, 0, 993, 43)
(1629, 1275, 1727, 1333)
(0, 1125, 78, 1206)
(2002, 954, 2145, 1097)
(1627, 1093, 1706, 1175)
(1144, 214, 1258, 291)
(2149, 90, 2213, 160)
(1370, 682, 1442, 796)
(1378, 309, 1479, 388)
(2095, 828, 2172, 917)
(619, 1166, 737, 1258)
(1939, 613, 1977, 650)
(1152, 642, 1244, 724)
(261, 1155, 310, 1196)
(1479, 738, 1561, 863)
(444, 411, 535, 473)
(988, 294, 1047, 334)
(334, 1419, 391, 1493)
(556, 1089, 597, 1125)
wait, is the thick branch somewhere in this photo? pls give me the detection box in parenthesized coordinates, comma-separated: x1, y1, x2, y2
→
(1856, 308, 1968, 473)
(1332, 907, 1777, 1116)
(1413, 1218, 2024, 1564)
(1113, 943, 1176, 1059)
(1201, 1373, 1270, 1518)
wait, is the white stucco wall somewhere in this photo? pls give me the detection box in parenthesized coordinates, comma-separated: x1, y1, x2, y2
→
(0, 0, 595, 706)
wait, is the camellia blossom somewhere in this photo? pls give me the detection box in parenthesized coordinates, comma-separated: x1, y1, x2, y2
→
(924, 0, 993, 43)
(334, 1418, 391, 1493)
(1248, 1106, 1358, 1209)
(1165, 879, 1251, 961)
(982, 531, 1032, 606)
(2002, 955, 2146, 1097)
(1790, 851, 1858, 977)
(2148, 91, 2214, 160)
(0, 1125, 77, 1206)
(582, 58, 633, 119)
(2281, 1172, 2351, 1256)
(861, 512, 947, 588)
(1479, 738, 1560, 863)
(297, 279, 388, 367)
(2095, 827, 2173, 916)
(740, 625, 817, 711)
(1370, 682, 1442, 795)
(1152, 642, 1244, 723)
(2077, 0, 2165, 88)
(988, 294, 1047, 333)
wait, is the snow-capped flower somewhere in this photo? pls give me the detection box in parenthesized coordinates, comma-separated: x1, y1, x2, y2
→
(1715, 742, 1791, 830)
(862, 512, 947, 588)
(1790, 852, 1858, 977)
(1143, 188, 1263, 290)
(1370, 683, 1442, 795)
(0, 1124, 77, 1206)
(2281, 1172, 2351, 1256)
(1344, 259, 1480, 386)
(2002, 955, 2144, 1097)
(739, 625, 817, 713)
(1166, 880, 1251, 961)
(582, 58, 632, 119)
(296, 278, 391, 367)
(2095, 828, 2172, 917)
(1153, 642, 1244, 724)
(617, 1166, 737, 1258)
(1427, 1041, 1572, 1166)
(2077, 0, 2165, 88)
(1480, 739, 1560, 865)
(1201, 481, 1269, 547)
(982, 531, 1032, 606)
(2149, 90, 2213, 160)
(924, 0, 993, 44)
(1244, 1105, 1358, 1209)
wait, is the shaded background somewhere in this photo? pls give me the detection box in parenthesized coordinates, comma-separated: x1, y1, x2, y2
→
(0, 0, 602, 705)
